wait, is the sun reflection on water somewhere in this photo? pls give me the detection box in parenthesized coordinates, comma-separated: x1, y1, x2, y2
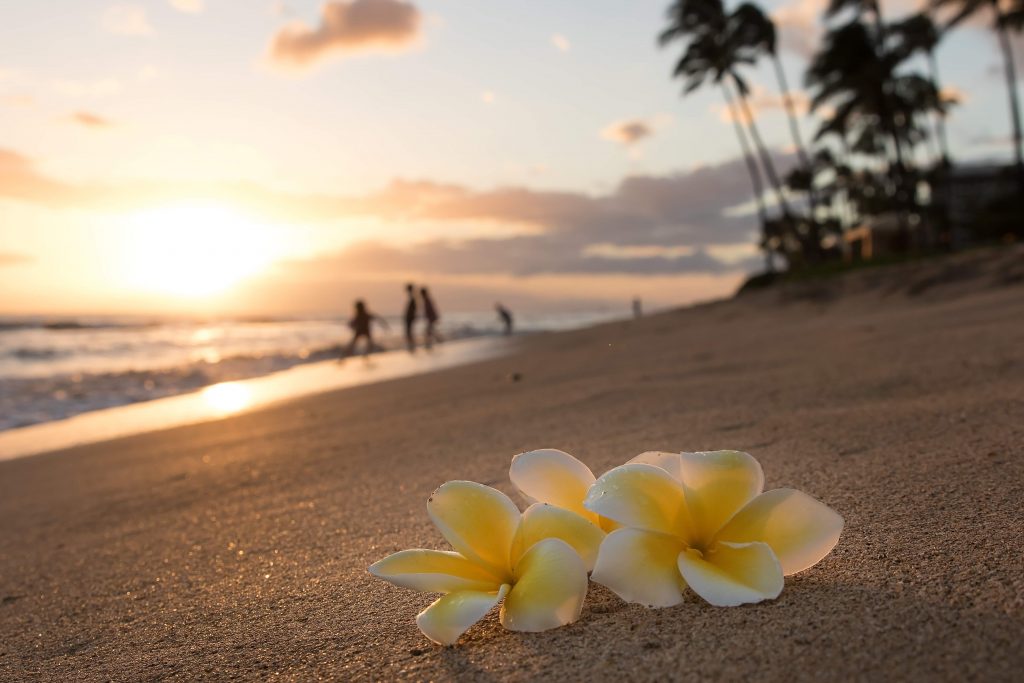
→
(202, 382, 252, 415)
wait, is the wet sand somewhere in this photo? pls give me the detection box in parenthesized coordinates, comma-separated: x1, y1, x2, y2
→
(1, 247, 1022, 681)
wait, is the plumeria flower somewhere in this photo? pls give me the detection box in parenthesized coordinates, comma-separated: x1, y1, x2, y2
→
(369, 480, 600, 645)
(510, 448, 672, 535)
(585, 450, 843, 608)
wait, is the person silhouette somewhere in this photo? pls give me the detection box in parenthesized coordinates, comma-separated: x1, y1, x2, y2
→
(403, 283, 418, 352)
(420, 286, 441, 349)
(495, 302, 513, 336)
(344, 299, 387, 357)
(632, 297, 643, 319)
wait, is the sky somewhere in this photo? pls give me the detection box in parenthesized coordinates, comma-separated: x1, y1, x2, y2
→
(0, 0, 1019, 316)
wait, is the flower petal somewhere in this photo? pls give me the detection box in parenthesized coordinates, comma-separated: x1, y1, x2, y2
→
(626, 451, 684, 481)
(715, 488, 844, 575)
(512, 503, 605, 572)
(415, 584, 510, 646)
(583, 463, 691, 538)
(677, 450, 764, 544)
(676, 540, 783, 607)
(590, 528, 687, 608)
(500, 538, 588, 632)
(509, 449, 597, 522)
(369, 549, 502, 593)
(427, 481, 521, 578)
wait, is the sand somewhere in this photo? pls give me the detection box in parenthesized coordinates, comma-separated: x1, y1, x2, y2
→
(1, 247, 1022, 681)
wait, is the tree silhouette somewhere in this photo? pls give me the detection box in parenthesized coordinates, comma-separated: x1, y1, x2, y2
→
(934, 0, 1024, 178)
(890, 13, 953, 166)
(661, 0, 800, 267)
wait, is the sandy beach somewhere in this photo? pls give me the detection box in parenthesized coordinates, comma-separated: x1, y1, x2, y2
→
(1, 248, 1022, 681)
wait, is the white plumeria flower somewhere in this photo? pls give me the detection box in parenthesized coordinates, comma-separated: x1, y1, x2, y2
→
(369, 480, 598, 645)
(585, 450, 844, 608)
(511, 448, 671, 536)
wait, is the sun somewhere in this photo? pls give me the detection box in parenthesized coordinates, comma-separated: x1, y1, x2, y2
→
(123, 203, 282, 297)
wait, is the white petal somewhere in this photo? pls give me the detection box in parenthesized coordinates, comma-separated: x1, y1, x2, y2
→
(415, 584, 510, 646)
(509, 449, 597, 522)
(626, 451, 684, 481)
(676, 540, 783, 607)
(590, 528, 687, 608)
(368, 549, 502, 593)
(513, 503, 605, 572)
(500, 538, 588, 632)
(678, 450, 765, 544)
(715, 488, 844, 575)
(583, 463, 691, 538)
(427, 481, 521, 579)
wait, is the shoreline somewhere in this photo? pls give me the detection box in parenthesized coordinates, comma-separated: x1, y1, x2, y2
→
(0, 251, 1021, 680)
(0, 335, 513, 461)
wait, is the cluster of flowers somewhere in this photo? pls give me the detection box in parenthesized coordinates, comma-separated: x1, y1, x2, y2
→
(369, 449, 844, 646)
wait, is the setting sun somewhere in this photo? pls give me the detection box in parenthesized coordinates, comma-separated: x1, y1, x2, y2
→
(122, 203, 283, 297)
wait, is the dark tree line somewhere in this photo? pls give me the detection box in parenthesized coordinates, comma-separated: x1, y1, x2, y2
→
(660, 0, 1024, 271)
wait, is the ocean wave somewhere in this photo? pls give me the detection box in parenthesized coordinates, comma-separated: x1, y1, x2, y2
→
(0, 329, 497, 431)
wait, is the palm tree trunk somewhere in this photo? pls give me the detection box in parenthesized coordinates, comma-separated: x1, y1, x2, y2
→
(771, 55, 811, 169)
(722, 84, 773, 271)
(731, 78, 793, 217)
(867, 4, 910, 179)
(927, 50, 951, 166)
(991, 0, 1024, 183)
(772, 53, 820, 224)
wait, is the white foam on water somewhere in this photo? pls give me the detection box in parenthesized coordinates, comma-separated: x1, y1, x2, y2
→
(0, 336, 510, 461)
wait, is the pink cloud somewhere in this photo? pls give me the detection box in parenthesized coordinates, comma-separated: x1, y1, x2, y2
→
(269, 0, 421, 69)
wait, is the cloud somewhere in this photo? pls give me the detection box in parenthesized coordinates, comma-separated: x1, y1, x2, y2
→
(551, 33, 571, 53)
(268, 0, 421, 69)
(0, 252, 33, 267)
(711, 85, 809, 123)
(101, 4, 154, 36)
(69, 111, 114, 128)
(52, 78, 122, 98)
(0, 146, 790, 276)
(480, 90, 496, 104)
(169, 0, 204, 13)
(771, 0, 826, 58)
(772, 0, 928, 56)
(0, 149, 93, 206)
(601, 119, 654, 145)
(940, 85, 966, 105)
(1, 94, 33, 108)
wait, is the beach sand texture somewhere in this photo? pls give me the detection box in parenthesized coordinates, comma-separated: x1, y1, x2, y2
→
(1, 248, 1022, 681)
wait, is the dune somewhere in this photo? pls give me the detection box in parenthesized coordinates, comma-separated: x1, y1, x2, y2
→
(0, 246, 1022, 681)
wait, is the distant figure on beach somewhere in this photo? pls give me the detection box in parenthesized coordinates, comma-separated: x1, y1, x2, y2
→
(344, 299, 388, 357)
(403, 283, 418, 352)
(495, 302, 513, 335)
(632, 297, 643, 319)
(420, 287, 441, 349)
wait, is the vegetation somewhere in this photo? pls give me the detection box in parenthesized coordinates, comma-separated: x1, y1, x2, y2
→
(660, 0, 1024, 272)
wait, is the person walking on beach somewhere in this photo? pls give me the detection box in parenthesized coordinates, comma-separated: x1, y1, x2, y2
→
(495, 302, 513, 336)
(403, 283, 418, 352)
(344, 299, 388, 357)
(420, 286, 441, 349)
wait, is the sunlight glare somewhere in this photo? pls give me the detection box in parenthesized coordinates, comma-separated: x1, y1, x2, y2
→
(202, 382, 252, 415)
(123, 203, 282, 297)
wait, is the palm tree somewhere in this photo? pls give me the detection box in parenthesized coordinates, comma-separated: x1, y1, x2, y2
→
(806, 20, 914, 214)
(729, 4, 813, 173)
(661, 0, 795, 217)
(660, 0, 795, 267)
(824, 0, 912, 185)
(729, 2, 825, 258)
(934, 0, 1024, 176)
(890, 13, 952, 166)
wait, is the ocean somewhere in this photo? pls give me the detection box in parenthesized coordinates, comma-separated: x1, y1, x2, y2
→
(0, 310, 624, 432)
